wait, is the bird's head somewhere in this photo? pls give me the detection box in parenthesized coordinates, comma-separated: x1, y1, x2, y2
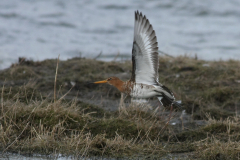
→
(94, 77, 121, 86)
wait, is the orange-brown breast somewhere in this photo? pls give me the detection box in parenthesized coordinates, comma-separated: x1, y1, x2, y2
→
(121, 80, 134, 95)
(109, 78, 134, 95)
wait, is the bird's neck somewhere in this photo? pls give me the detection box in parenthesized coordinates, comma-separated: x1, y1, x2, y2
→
(112, 79, 125, 92)
(113, 80, 133, 95)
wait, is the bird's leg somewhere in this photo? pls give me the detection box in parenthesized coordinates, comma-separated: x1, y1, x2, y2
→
(119, 93, 127, 115)
(169, 103, 173, 120)
(157, 99, 162, 114)
(166, 103, 173, 126)
(157, 103, 174, 137)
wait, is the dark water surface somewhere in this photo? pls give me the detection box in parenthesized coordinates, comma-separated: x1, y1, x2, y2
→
(0, 0, 240, 69)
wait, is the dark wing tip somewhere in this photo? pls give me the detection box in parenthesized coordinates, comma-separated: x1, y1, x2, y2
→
(160, 95, 182, 109)
(135, 10, 139, 18)
(147, 24, 153, 33)
(135, 10, 145, 20)
(151, 42, 158, 48)
(171, 101, 182, 108)
(162, 85, 174, 97)
(153, 48, 158, 52)
(159, 88, 182, 109)
(143, 15, 146, 20)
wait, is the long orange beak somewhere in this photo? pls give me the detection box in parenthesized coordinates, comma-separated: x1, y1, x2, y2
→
(94, 80, 108, 84)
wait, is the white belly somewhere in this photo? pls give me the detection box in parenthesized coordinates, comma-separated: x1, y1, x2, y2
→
(130, 83, 157, 98)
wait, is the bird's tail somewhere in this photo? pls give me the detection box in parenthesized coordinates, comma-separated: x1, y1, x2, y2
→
(157, 95, 182, 109)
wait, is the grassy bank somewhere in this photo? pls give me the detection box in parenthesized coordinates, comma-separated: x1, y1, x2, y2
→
(0, 56, 240, 159)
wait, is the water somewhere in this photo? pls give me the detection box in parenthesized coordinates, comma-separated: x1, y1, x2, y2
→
(0, 0, 240, 69)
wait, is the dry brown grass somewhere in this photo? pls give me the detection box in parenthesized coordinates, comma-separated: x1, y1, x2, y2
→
(0, 91, 179, 158)
(193, 115, 240, 160)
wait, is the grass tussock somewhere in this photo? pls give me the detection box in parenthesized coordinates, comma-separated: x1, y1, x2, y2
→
(194, 115, 240, 160)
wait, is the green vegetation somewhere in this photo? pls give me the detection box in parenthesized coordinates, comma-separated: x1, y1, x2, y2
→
(0, 56, 240, 159)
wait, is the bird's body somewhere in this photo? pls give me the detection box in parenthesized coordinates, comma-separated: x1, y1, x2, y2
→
(94, 11, 181, 108)
(130, 83, 158, 99)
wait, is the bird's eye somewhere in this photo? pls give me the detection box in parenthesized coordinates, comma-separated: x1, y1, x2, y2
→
(108, 78, 112, 81)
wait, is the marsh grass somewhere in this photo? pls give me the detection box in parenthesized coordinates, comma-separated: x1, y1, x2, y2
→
(0, 91, 179, 158)
(194, 115, 240, 160)
(0, 56, 240, 159)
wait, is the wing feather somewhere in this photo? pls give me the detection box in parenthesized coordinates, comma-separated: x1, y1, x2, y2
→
(131, 11, 159, 84)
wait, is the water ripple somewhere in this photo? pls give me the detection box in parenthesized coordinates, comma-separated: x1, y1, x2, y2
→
(0, 0, 240, 69)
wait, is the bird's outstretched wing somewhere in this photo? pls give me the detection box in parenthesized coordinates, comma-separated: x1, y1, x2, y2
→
(131, 11, 159, 85)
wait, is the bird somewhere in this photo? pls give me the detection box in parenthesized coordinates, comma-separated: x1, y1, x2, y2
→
(94, 11, 181, 108)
